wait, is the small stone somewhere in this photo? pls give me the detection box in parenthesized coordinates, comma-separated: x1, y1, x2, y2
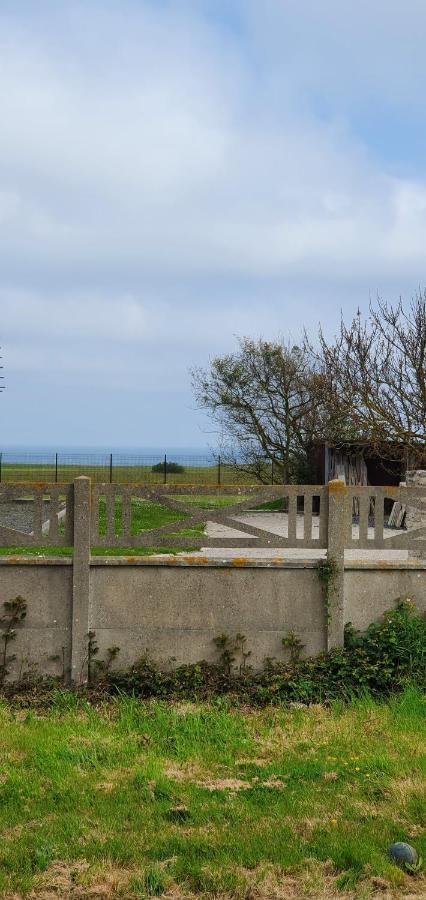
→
(388, 842, 418, 869)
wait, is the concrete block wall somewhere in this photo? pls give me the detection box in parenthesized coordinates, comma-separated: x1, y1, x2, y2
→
(0, 556, 425, 682)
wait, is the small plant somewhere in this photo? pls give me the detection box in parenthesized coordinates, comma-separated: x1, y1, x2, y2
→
(87, 630, 99, 685)
(214, 632, 251, 675)
(235, 632, 252, 673)
(282, 630, 305, 665)
(316, 556, 339, 623)
(213, 633, 236, 676)
(88, 632, 120, 684)
(0, 595, 27, 684)
(95, 645, 121, 680)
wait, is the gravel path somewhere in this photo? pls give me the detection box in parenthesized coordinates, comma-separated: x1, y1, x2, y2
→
(0, 501, 49, 535)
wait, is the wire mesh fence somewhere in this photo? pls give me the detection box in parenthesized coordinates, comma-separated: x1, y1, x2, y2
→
(0, 451, 276, 485)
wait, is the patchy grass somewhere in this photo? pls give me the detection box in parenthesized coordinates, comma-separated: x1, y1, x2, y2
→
(0, 688, 424, 898)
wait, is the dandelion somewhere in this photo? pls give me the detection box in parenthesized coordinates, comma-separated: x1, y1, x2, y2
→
(355, 766, 360, 772)
(330, 819, 337, 826)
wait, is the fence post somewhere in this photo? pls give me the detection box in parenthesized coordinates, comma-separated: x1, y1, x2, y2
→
(405, 470, 426, 559)
(164, 454, 167, 485)
(109, 453, 113, 484)
(71, 477, 91, 685)
(55, 452, 58, 483)
(0, 452, 2, 483)
(217, 455, 221, 486)
(271, 459, 274, 485)
(326, 479, 346, 649)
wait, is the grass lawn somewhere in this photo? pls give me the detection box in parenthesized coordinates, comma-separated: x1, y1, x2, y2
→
(0, 688, 424, 898)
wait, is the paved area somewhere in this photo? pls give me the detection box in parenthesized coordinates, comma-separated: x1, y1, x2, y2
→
(198, 512, 408, 561)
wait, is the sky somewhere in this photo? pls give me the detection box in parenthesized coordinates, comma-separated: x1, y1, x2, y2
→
(1, 0, 426, 449)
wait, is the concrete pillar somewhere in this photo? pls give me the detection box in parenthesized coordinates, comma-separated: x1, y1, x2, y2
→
(326, 479, 346, 649)
(71, 477, 91, 684)
(405, 470, 426, 560)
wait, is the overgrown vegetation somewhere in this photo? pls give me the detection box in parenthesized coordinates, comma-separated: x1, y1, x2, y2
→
(1, 600, 424, 707)
(103, 600, 426, 705)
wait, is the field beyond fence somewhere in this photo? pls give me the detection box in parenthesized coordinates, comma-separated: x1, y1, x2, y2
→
(0, 450, 275, 484)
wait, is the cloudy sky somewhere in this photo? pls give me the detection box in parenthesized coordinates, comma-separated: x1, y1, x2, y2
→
(1, 0, 426, 449)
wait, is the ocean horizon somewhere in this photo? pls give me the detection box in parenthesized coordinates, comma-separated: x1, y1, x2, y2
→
(0, 445, 219, 462)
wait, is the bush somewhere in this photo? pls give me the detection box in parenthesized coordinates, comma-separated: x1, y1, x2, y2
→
(2, 599, 424, 708)
(151, 461, 185, 474)
(106, 599, 426, 705)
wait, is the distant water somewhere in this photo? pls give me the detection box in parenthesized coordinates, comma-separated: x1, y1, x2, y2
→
(0, 446, 218, 463)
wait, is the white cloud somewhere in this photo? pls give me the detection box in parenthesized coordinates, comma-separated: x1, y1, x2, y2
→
(0, 0, 426, 444)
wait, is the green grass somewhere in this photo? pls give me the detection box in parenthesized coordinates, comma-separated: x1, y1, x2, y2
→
(0, 463, 259, 485)
(0, 689, 424, 898)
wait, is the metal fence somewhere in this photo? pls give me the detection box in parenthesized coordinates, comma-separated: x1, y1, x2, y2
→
(0, 451, 276, 485)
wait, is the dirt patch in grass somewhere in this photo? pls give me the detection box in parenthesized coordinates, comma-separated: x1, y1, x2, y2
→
(28, 861, 136, 899)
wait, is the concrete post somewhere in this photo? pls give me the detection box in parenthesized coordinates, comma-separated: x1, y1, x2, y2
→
(71, 477, 91, 684)
(326, 479, 346, 649)
(405, 470, 426, 560)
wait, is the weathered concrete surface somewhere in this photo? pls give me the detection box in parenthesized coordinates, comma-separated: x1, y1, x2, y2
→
(90, 563, 326, 669)
(0, 555, 424, 680)
(345, 566, 426, 630)
(0, 563, 72, 679)
(71, 477, 91, 684)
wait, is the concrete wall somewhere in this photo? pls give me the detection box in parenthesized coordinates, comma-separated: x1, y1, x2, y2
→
(0, 556, 425, 681)
(90, 562, 326, 669)
(0, 560, 73, 679)
(344, 563, 426, 630)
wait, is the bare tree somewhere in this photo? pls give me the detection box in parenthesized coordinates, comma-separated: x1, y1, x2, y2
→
(191, 339, 332, 482)
(311, 293, 426, 464)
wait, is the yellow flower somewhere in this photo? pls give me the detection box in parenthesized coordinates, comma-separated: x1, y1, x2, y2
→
(355, 766, 360, 771)
(330, 818, 338, 826)
(365, 773, 371, 778)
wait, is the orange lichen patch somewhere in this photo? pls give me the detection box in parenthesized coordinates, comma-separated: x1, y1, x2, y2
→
(179, 555, 211, 565)
(231, 557, 250, 566)
(328, 479, 346, 493)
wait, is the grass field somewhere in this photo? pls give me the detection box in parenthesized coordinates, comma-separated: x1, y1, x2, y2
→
(0, 688, 424, 898)
(0, 463, 262, 486)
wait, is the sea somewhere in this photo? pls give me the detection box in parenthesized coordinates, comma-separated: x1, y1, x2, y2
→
(0, 446, 218, 464)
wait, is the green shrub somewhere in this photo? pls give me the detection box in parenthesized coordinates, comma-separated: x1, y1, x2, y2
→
(151, 460, 185, 474)
(1, 599, 424, 708)
(107, 599, 425, 705)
